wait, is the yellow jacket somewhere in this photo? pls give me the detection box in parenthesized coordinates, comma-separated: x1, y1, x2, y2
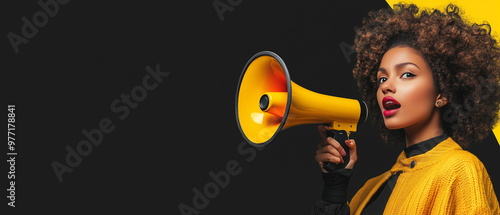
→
(349, 137, 500, 214)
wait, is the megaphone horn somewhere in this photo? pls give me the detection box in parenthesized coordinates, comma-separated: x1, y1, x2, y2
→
(235, 51, 368, 171)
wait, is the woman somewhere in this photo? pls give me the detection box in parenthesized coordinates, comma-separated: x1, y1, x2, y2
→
(312, 4, 500, 214)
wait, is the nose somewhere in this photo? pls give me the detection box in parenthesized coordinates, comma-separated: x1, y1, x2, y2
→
(380, 78, 395, 94)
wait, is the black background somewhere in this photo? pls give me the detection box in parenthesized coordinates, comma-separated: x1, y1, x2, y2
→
(3, 0, 500, 214)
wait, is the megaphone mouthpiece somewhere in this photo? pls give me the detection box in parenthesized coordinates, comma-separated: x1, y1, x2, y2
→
(259, 94, 270, 111)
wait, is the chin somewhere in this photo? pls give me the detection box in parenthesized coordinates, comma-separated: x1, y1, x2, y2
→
(383, 118, 406, 130)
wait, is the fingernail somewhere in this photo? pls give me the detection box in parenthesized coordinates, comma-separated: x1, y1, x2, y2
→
(346, 140, 352, 145)
(340, 149, 346, 156)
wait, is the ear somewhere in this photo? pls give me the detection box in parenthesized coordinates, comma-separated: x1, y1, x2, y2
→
(436, 94, 448, 107)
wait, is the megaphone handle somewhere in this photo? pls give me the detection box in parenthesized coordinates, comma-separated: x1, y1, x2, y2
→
(323, 130, 350, 172)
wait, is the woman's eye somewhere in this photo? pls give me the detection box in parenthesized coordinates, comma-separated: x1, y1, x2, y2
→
(378, 77, 387, 84)
(401, 72, 415, 78)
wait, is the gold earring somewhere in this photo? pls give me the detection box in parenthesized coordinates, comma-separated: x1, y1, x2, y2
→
(436, 101, 442, 107)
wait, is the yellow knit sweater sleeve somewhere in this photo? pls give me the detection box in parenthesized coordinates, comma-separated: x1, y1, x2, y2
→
(433, 150, 500, 215)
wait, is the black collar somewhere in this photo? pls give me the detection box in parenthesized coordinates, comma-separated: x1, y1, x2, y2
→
(404, 133, 448, 158)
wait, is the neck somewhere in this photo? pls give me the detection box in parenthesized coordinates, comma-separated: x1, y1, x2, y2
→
(404, 109, 444, 148)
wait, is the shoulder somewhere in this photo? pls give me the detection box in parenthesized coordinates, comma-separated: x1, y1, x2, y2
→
(441, 149, 484, 169)
(434, 148, 500, 212)
(436, 148, 490, 183)
(436, 138, 486, 172)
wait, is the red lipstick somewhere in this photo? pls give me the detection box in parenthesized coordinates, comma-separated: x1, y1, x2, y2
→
(382, 96, 401, 117)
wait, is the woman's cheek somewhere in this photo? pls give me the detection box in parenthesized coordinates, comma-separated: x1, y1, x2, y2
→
(398, 86, 435, 127)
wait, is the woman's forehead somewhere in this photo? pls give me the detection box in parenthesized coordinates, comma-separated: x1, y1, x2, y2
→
(379, 46, 428, 71)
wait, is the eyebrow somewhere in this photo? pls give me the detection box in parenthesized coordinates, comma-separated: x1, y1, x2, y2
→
(378, 62, 420, 73)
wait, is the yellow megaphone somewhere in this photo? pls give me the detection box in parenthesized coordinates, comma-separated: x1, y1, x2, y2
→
(235, 51, 368, 171)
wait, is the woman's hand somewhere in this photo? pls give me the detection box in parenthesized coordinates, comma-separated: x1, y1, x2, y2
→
(315, 125, 358, 173)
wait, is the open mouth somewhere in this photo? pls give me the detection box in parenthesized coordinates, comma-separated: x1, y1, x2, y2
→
(383, 100, 401, 110)
(382, 97, 400, 116)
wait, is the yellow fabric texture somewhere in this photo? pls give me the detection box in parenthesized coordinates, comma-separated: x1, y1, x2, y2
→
(349, 137, 500, 214)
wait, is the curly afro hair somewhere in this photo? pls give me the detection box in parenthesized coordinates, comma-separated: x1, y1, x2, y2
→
(352, 4, 500, 148)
